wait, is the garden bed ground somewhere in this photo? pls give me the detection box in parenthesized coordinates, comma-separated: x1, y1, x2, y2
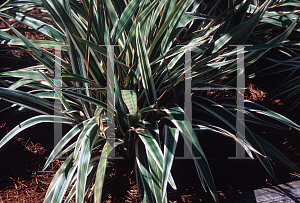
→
(1, 107, 300, 202)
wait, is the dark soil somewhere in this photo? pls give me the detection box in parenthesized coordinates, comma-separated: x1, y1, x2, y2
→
(1, 107, 300, 203)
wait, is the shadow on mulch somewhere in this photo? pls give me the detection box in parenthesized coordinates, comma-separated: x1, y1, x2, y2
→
(0, 109, 65, 202)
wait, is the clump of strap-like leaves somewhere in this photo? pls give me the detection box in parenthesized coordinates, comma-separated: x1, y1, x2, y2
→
(0, 0, 300, 202)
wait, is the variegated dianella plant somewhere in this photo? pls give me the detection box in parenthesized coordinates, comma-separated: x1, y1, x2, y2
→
(1, 0, 300, 202)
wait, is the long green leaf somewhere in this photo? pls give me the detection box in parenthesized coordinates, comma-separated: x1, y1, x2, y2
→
(217, 98, 300, 131)
(136, 23, 157, 105)
(94, 140, 123, 203)
(73, 118, 97, 159)
(0, 87, 54, 114)
(135, 139, 156, 203)
(163, 106, 218, 202)
(112, 0, 141, 43)
(161, 126, 179, 199)
(62, 90, 107, 109)
(253, 132, 300, 171)
(3, 10, 65, 42)
(44, 153, 74, 198)
(43, 120, 90, 170)
(0, 115, 74, 148)
(76, 124, 98, 203)
(136, 129, 177, 190)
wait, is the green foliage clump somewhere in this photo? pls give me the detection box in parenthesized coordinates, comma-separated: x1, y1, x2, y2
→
(0, 0, 300, 202)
